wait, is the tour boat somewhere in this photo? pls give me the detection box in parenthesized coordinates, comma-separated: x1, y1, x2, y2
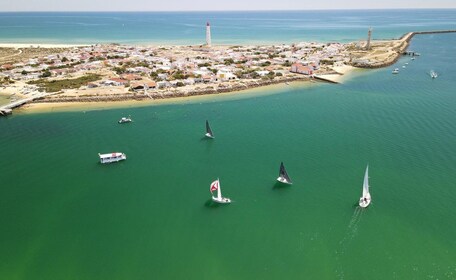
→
(392, 68, 399, 74)
(277, 162, 292, 184)
(98, 152, 127, 164)
(430, 70, 438, 79)
(205, 120, 214, 139)
(359, 165, 371, 208)
(118, 116, 132, 124)
(210, 179, 231, 204)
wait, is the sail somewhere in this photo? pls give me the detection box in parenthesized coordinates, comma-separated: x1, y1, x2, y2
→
(210, 179, 219, 193)
(279, 162, 292, 183)
(206, 120, 213, 137)
(362, 165, 369, 197)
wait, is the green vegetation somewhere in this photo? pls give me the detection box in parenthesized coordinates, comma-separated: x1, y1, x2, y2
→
(28, 74, 102, 92)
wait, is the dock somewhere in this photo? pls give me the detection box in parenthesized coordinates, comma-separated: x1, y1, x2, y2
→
(0, 92, 53, 116)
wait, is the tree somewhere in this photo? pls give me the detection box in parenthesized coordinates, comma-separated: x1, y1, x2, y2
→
(40, 70, 51, 78)
(62, 57, 68, 62)
(21, 70, 28, 75)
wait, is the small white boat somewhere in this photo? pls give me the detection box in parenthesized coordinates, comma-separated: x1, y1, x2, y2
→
(98, 152, 126, 164)
(118, 115, 132, 124)
(205, 120, 214, 139)
(359, 165, 371, 208)
(277, 162, 292, 184)
(405, 62, 409, 65)
(411, 57, 416, 60)
(430, 70, 438, 79)
(392, 68, 399, 74)
(210, 179, 231, 204)
(402, 65, 406, 68)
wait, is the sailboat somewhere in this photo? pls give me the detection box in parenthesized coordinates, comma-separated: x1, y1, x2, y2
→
(358, 165, 371, 208)
(210, 179, 231, 204)
(277, 162, 292, 184)
(205, 120, 214, 139)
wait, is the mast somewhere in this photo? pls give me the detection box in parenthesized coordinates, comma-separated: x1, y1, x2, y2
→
(217, 179, 222, 200)
(362, 165, 369, 197)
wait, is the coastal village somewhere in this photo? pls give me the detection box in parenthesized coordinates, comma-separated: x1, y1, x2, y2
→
(0, 24, 412, 114)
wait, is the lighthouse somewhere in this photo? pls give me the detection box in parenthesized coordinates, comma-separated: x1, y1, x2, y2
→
(206, 22, 211, 47)
(366, 27, 372, 50)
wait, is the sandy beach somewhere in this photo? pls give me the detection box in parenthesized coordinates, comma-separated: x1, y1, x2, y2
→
(21, 81, 316, 114)
(0, 43, 88, 49)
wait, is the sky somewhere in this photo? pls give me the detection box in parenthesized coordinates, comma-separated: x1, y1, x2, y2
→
(0, 0, 455, 11)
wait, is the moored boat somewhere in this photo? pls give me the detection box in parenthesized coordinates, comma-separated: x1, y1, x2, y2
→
(118, 116, 132, 124)
(98, 152, 127, 164)
(430, 70, 438, 79)
(392, 68, 399, 74)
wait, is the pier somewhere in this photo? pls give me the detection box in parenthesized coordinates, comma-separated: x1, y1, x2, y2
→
(0, 92, 53, 116)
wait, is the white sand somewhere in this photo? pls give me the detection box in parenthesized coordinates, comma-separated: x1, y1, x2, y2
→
(0, 43, 88, 49)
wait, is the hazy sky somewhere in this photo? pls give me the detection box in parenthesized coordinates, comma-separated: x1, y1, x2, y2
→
(1, 0, 455, 11)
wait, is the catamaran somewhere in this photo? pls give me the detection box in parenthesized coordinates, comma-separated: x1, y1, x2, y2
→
(98, 152, 126, 164)
(118, 115, 132, 124)
(205, 120, 214, 138)
(277, 162, 292, 184)
(359, 165, 371, 208)
(210, 179, 231, 204)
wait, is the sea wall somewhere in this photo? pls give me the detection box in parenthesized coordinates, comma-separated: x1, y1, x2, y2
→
(32, 76, 308, 103)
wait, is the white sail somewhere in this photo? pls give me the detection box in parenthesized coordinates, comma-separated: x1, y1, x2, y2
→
(210, 178, 231, 204)
(362, 165, 369, 197)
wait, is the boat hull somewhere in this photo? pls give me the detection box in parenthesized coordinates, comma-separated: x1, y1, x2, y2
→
(212, 196, 231, 204)
(359, 197, 371, 208)
(99, 153, 127, 164)
(205, 133, 214, 139)
(277, 176, 292, 185)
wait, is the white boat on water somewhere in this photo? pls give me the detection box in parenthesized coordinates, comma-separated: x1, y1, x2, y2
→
(430, 70, 438, 79)
(359, 165, 371, 208)
(210, 179, 231, 204)
(277, 162, 292, 184)
(118, 116, 132, 124)
(392, 68, 399, 74)
(98, 152, 126, 164)
(205, 120, 214, 139)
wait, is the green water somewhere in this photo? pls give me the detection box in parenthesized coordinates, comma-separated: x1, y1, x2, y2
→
(1, 34, 456, 279)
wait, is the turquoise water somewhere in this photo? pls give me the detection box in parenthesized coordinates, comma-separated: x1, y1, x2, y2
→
(1, 33, 456, 279)
(0, 10, 456, 44)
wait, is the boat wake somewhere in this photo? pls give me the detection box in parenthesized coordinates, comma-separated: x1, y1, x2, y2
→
(335, 206, 365, 279)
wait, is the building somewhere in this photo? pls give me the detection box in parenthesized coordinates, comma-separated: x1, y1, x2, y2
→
(291, 63, 313, 75)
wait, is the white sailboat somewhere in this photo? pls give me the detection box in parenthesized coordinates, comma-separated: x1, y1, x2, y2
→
(359, 165, 371, 208)
(277, 162, 292, 184)
(210, 179, 231, 204)
(205, 120, 214, 139)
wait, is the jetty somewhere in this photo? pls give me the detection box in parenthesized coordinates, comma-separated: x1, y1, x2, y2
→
(0, 92, 53, 116)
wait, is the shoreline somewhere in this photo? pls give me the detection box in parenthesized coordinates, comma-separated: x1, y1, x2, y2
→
(21, 80, 317, 113)
(4, 29, 454, 115)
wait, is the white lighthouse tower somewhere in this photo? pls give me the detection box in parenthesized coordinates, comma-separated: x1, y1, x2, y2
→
(206, 22, 212, 47)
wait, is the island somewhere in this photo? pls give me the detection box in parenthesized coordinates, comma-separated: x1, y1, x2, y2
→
(1, 30, 452, 115)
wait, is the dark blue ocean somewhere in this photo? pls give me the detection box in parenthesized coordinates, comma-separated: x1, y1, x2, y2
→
(0, 9, 456, 45)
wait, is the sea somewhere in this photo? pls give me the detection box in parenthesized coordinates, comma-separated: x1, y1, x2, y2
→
(1, 10, 456, 280)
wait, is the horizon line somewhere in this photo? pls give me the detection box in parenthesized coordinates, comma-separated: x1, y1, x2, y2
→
(1, 8, 456, 13)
